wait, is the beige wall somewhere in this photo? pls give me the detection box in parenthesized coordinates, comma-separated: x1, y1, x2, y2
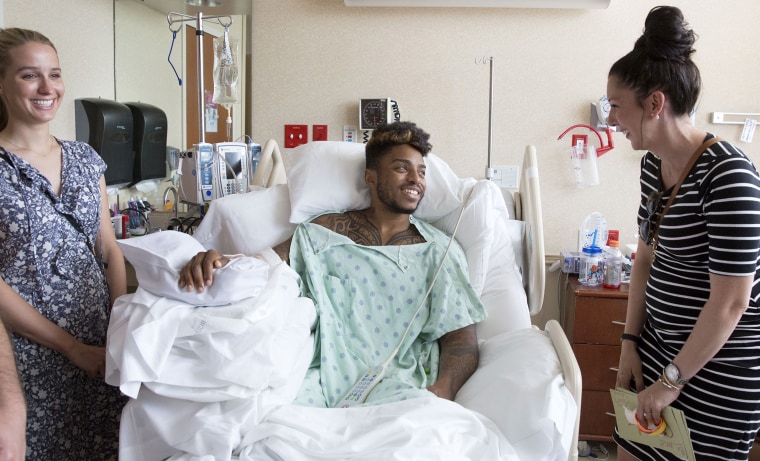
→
(3, 0, 760, 325)
(249, 0, 760, 257)
(2, 0, 114, 137)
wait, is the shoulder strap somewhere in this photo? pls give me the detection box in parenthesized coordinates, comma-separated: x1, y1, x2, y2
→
(655, 136, 722, 234)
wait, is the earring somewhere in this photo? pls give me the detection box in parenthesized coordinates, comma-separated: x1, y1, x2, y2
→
(652, 113, 660, 120)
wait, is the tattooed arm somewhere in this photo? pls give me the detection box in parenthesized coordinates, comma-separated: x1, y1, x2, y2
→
(428, 324, 479, 400)
(272, 238, 293, 264)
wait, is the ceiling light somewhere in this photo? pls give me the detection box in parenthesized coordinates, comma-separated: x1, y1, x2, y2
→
(184, 0, 222, 7)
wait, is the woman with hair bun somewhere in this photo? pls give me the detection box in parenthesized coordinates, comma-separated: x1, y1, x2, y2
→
(608, 6, 760, 460)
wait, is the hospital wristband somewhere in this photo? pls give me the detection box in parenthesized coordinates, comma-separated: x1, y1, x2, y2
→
(620, 333, 640, 345)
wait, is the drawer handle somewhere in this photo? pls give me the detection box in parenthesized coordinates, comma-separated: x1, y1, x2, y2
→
(611, 320, 626, 326)
(610, 367, 619, 373)
(605, 412, 616, 418)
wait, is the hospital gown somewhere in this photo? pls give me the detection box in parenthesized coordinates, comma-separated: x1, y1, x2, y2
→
(290, 214, 485, 408)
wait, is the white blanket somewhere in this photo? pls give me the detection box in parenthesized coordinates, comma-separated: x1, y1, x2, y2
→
(233, 397, 520, 461)
(108, 260, 575, 461)
(107, 256, 317, 460)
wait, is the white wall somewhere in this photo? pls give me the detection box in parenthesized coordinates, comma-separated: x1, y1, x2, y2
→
(114, 0, 185, 150)
(3, 0, 114, 137)
(250, 0, 760, 257)
(4, 0, 760, 324)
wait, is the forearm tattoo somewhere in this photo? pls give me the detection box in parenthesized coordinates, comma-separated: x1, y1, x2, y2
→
(438, 326, 479, 396)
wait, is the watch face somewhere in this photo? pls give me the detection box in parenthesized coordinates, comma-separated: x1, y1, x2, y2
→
(360, 99, 387, 130)
(665, 363, 687, 385)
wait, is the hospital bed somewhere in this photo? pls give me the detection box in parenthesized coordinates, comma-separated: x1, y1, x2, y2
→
(106, 141, 582, 461)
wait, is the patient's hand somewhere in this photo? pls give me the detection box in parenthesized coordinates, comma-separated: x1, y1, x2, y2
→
(179, 250, 230, 292)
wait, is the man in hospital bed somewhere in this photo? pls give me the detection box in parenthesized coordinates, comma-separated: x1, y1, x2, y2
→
(180, 121, 486, 407)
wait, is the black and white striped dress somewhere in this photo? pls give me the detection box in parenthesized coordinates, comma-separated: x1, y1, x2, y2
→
(614, 135, 760, 460)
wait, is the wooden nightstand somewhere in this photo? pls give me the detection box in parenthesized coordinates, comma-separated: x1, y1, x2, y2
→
(563, 276, 629, 442)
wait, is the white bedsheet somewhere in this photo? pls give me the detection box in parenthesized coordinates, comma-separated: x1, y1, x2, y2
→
(107, 254, 317, 460)
(233, 397, 520, 461)
(222, 330, 575, 461)
(107, 256, 315, 402)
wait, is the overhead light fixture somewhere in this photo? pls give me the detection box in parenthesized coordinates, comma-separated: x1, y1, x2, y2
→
(344, 0, 609, 7)
(185, 0, 222, 7)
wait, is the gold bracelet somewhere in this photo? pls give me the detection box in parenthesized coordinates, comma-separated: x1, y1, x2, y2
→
(661, 368, 685, 389)
(658, 374, 681, 391)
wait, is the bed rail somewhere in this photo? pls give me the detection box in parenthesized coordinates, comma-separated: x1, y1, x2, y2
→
(545, 319, 582, 461)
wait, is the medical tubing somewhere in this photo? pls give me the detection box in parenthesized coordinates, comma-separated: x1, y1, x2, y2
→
(390, 100, 401, 122)
(167, 30, 183, 86)
(380, 191, 471, 369)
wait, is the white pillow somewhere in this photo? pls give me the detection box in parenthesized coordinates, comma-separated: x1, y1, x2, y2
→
(118, 231, 269, 306)
(286, 141, 461, 223)
(433, 179, 530, 339)
(456, 329, 576, 460)
(432, 178, 491, 296)
(193, 184, 296, 256)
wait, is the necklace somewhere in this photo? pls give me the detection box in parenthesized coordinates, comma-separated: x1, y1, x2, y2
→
(0, 134, 56, 158)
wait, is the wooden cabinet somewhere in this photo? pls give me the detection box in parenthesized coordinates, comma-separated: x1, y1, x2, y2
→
(563, 277, 629, 442)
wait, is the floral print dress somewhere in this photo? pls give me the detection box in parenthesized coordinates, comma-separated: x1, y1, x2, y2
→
(0, 140, 125, 460)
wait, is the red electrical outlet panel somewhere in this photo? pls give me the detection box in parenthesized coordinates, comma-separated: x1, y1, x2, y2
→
(313, 125, 328, 141)
(285, 124, 308, 148)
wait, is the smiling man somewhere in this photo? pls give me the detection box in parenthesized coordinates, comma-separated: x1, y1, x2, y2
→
(181, 121, 485, 408)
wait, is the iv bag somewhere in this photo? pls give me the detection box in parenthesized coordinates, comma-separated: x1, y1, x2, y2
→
(213, 29, 239, 106)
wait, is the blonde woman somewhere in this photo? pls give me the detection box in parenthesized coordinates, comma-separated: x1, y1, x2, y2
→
(0, 28, 126, 459)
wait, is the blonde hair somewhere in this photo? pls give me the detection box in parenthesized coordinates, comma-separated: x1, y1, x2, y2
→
(365, 121, 432, 170)
(0, 28, 58, 131)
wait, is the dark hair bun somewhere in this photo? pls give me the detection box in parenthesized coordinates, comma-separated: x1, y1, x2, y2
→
(634, 5, 696, 63)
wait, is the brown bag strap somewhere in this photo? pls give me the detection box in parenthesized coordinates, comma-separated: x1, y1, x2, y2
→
(656, 136, 722, 232)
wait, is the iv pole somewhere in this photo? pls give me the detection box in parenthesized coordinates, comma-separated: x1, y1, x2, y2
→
(476, 56, 495, 180)
(167, 11, 233, 144)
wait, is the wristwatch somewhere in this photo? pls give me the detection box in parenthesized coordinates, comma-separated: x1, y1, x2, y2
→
(664, 362, 688, 387)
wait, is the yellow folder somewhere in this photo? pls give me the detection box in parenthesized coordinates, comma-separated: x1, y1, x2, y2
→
(609, 388, 695, 461)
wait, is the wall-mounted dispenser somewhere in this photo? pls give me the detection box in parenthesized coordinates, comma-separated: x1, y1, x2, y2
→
(124, 102, 168, 187)
(558, 123, 615, 157)
(557, 124, 615, 188)
(75, 98, 134, 188)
